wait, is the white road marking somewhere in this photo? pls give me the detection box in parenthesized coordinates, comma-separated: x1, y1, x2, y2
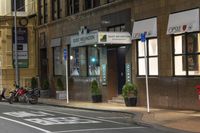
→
(25, 117, 101, 125)
(0, 116, 51, 133)
(51, 127, 146, 133)
(98, 116, 131, 119)
(47, 109, 128, 125)
(3, 111, 54, 118)
(1, 104, 132, 126)
(21, 108, 131, 126)
(5, 103, 130, 126)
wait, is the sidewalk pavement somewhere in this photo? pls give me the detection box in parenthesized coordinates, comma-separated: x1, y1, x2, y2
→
(38, 98, 200, 133)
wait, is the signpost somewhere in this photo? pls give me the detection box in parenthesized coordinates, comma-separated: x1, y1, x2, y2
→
(14, 0, 19, 86)
(141, 32, 150, 113)
(64, 48, 69, 103)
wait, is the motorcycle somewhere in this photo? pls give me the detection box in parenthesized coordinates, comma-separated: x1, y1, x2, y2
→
(0, 88, 7, 102)
(9, 87, 40, 104)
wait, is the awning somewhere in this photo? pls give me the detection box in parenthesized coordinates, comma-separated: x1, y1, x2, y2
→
(167, 9, 199, 34)
(132, 17, 157, 40)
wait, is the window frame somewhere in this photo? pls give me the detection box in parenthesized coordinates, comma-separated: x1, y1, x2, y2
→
(84, 0, 100, 10)
(136, 37, 159, 77)
(66, 0, 79, 16)
(52, 0, 62, 20)
(172, 32, 200, 77)
(11, 0, 25, 12)
(38, 0, 48, 25)
(44, 0, 48, 23)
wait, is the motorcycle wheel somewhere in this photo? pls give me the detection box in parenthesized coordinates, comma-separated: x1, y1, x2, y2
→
(8, 95, 14, 104)
(29, 95, 38, 104)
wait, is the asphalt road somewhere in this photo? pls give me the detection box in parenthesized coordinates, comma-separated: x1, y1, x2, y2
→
(0, 102, 190, 133)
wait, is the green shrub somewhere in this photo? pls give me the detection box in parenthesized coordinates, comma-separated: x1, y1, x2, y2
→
(122, 82, 137, 98)
(31, 77, 38, 89)
(90, 80, 101, 96)
(57, 78, 64, 91)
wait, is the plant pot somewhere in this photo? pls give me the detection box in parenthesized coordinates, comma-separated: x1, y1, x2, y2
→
(40, 90, 50, 98)
(56, 91, 66, 100)
(92, 95, 102, 103)
(124, 97, 137, 107)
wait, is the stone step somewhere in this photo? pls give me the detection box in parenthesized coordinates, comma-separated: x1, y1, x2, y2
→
(108, 95, 125, 104)
(112, 96, 124, 101)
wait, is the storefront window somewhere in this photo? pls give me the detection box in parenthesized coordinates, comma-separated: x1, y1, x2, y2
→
(70, 46, 100, 77)
(88, 47, 100, 76)
(70, 47, 86, 76)
(53, 47, 62, 75)
(174, 33, 200, 76)
(137, 38, 158, 76)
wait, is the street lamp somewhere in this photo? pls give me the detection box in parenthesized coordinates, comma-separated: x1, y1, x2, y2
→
(14, 0, 19, 87)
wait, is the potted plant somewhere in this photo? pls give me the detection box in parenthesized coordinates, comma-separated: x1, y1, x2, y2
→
(40, 79, 50, 97)
(90, 80, 102, 103)
(122, 82, 137, 107)
(56, 78, 66, 99)
(31, 77, 38, 89)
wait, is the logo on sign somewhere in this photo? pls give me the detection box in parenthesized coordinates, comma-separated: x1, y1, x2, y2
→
(133, 31, 152, 39)
(168, 24, 193, 34)
(141, 32, 146, 42)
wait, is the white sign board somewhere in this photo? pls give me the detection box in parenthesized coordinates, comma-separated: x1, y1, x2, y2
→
(71, 32, 98, 47)
(13, 51, 28, 59)
(98, 32, 131, 44)
(167, 9, 199, 34)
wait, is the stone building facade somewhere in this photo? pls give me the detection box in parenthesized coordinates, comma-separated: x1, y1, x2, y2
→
(37, 0, 200, 110)
(0, 0, 38, 92)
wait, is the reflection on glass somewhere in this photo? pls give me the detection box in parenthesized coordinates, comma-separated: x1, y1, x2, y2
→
(189, 55, 200, 75)
(70, 47, 100, 77)
(70, 47, 87, 76)
(187, 34, 197, 53)
(88, 47, 100, 76)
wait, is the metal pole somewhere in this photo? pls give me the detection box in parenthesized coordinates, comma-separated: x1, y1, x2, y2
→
(144, 40, 150, 113)
(14, 0, 19, 87)
(65, 49, 69, 103)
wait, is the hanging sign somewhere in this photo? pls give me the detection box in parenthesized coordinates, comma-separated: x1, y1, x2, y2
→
(12, 27, 28, 68)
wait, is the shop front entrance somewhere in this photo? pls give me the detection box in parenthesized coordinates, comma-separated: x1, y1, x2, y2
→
(107, 47, 126, 99)
(40, 48, 48, 84)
